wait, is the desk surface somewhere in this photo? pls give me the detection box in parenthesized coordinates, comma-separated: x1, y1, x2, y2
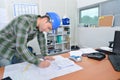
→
(0, 53, 120, 80)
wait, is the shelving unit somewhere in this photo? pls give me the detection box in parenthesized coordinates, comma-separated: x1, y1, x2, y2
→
(46, 25, 71, 55)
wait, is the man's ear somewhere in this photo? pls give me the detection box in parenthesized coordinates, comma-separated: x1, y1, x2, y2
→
(37, 17, 41, 26)
(42, 17, 49, 22)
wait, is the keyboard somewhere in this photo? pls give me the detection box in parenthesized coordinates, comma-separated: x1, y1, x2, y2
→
(108, 54, 120, 71)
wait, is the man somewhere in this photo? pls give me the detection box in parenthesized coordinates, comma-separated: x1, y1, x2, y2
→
(0, 12, 61, 68)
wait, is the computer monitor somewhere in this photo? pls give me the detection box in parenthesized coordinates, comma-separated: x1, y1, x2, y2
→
(113, 31, 120, 54)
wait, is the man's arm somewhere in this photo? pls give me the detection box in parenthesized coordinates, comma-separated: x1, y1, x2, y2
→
(15, 16, 41, 66)
(37, 31, 47, 56)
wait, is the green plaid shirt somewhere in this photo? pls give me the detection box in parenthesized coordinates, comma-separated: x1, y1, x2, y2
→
(0, 14, 46, 66)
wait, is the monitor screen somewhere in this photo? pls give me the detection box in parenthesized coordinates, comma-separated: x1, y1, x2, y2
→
(113, 31, 120, 54)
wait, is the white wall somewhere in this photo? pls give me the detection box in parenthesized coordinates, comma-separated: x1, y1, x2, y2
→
(0, 1, 5, 8)
(77, 27, 120, 48)
(77, 0, 108, 8)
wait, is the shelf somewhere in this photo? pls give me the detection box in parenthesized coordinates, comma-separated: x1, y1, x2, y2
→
(46, 25, 70, 55)
(47, 34, 56, 37)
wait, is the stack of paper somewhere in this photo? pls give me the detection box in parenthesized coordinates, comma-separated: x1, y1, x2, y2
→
(53, 56, 75, 69)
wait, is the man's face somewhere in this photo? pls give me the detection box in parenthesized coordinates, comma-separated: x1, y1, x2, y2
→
(37, 17, 52, 32)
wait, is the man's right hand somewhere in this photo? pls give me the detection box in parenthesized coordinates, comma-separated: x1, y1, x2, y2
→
(38, 60, 50, 68)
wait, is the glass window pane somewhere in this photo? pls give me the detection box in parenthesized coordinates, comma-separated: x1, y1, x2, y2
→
(79, 7, 98, 27)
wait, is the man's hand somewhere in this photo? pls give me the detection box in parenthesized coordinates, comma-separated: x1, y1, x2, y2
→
(44, 56, 55, 61)
(38, 56, 54, 68)
(39, 60, 50, 68)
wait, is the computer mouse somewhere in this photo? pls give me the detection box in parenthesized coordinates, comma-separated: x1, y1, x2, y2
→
(87, 52, 106, 60)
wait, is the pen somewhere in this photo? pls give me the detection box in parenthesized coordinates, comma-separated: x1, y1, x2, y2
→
(23, 58, 44, 72)
(23, 63, 31, 72)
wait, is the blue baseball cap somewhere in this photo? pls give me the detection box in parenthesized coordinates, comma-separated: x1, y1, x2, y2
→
(46, 12, 61, 30)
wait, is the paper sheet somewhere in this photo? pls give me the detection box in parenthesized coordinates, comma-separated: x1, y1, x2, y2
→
(80, 48, 98, 54)
(3, 62, 49, 80)
(3, 56, 82, 80)
(100, 47, 112, 52)
(70, 50, 83, 56)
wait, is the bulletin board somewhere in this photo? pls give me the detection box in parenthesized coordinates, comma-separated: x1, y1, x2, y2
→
(98, 15, 114, 27)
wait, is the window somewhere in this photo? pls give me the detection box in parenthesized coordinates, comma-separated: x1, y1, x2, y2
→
(79, 6, 99, 27)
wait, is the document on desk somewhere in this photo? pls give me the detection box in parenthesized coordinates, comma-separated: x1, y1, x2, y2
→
(99, 46, 112, 52)
(80, 48, 98, 54)
(3, 62, 48, 80)
(70, 50, 83, 56)
(3, 55, 82, 80)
